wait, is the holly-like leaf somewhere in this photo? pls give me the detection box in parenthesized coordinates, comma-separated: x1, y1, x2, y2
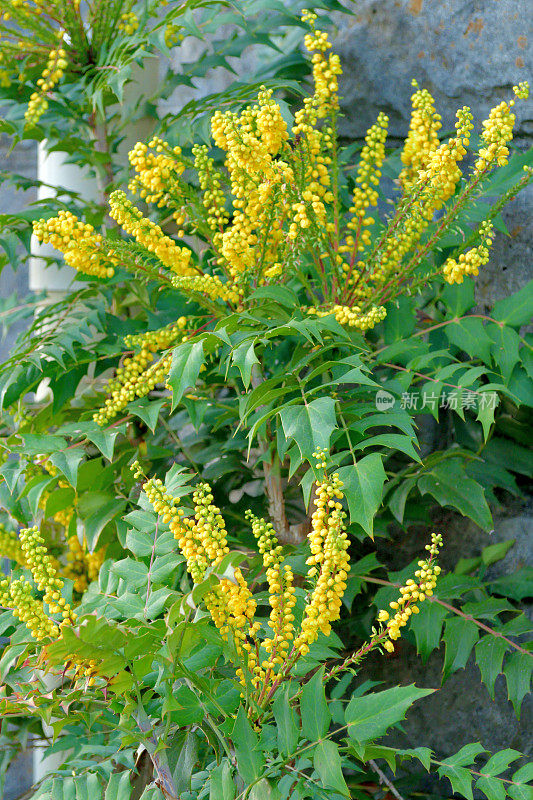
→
(504, 651, 533, 718)
(168, 340, 204, 410)
(492, 280, 533, 327)
(410, 601, 449, 663)
(273, 684, 299, 756)
(314, 740, 349, 797)
(346, 685, 434, 744)
(280, 396, 337, 461)
(442, 617, 479, 681)
(300, 667, 331, 742)
(232, 707, 264, 786)
(417, 458, 492, 531)
(337, 454, 386, 537)
(475, 636, 508, 700)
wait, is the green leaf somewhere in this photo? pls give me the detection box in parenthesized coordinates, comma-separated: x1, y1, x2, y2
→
(442, 279, 475, 316)
(438, 743, 487, 800)
(248, 779, 281, 800)
(442, 617, 479, 681)
(168, 340, 204, 411)
(112, 558, 149, 589)
(476, 775, 507, 800)
(446, 318, 493, 363)
(438, 765, 475, 800)
(49, 448, 83, 488)
(504, 651, 532, 717)
(314, 740, 349, 797)
(210, 760, 235, 800)
(232, 706, 264, 786)
(417, 458, 492, 531)
(354, 433, 422, 463)
(346, 685, 433, 744)
(0, 458, 24, 494)
(476, 391, 500, 441)
(337, 454, 386, 537)
(508, 783, 533, 800)
(81, 422, 122, 461)
(300, 667, 331, 742)
(127, 398, 167, 433)
(232, 341, 260, 388)
(104, 770, 132, 800)
(280, 397, 337, 461)
(482, 539, 515, 566)
(492, 280, 533, 326)
(273, 683, 299, 756)
(488, 569, 533, 601)
(410, 601, 449, 663)
(483, 749, 522, 776)
(173, 731, 198, 793)
(475, 636, 508, 700)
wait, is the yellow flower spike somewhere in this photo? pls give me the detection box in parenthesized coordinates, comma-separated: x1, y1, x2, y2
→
(94, 321, 190, 426)
(378, 532, 443, 653)
(108, 191, 195, 276)
(128, 137, 185, 209)
(19, 525, 76, 625)
(25, 41, 68, 126)
(33, 211, 116, 279)
(1, 573, 58, 641)
(443, 220, 494, 284)
(348, 112, 389, 236)
(294, 458, 350, 657)
(400, 82, 442, 190)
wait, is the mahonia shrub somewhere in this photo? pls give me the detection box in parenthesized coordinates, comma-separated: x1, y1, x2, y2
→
(0, 457, 450, 798)
(30, 12, 531, 422)
(1, 9, 532, 800)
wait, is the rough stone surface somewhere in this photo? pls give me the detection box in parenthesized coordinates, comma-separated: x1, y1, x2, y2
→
(333, 0, 533, 139)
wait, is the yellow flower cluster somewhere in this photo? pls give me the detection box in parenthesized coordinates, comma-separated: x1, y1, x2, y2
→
(0, 522, 26, 566)
(193, 144, 229, 233)
(400, 81, 442, 190)
(211, 86, 290, 278)
(359, 104, 474, 295)
(377, 532, 442, 652)
(347, 112, 389, 235)
(109, 191, 195, 276)
(171, 274, 240, 305)
(118, 11, 138, 34)
(295, 450, 349, 656)
(0, 573, 58, 640)
(474, 83, 529, 174)
(247, 511, 296, 688)
(307, 303, 386, 331)
(20, 525, 76, 625)
(137, 457, 351, 696)
(94, 320, 188, 425)
(302, 16, 342, 118)
(443, 220, 494, 284)
(139, 468, 260, 685)
(128, 138, 184, 209)
(33, 211, 116, 279)
(25, 43, 68, 125)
